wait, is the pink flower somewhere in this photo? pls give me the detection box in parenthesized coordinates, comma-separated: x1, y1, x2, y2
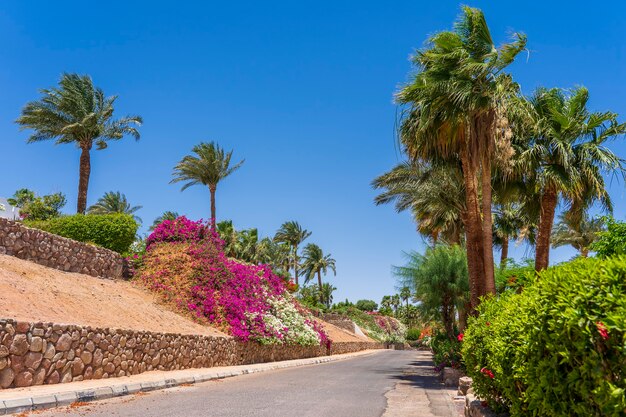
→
(596, 321, 609, 340)
(457, 333, 464, 342)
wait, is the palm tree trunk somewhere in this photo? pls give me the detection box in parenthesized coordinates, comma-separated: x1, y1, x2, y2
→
(460, 139, 485, 311)
(458, 302, 470, 332)
(442, 297, 455, 339)
(481, 149, 496, 295)
(535, 186, 558, 271)
(293, 245, 299, 286)
(581, 248, 589, 258)
(500, 238, 509, 267)
(317, 270, 323, 303)
(209, 186, 216, 230)
(77, 146, 91, 214)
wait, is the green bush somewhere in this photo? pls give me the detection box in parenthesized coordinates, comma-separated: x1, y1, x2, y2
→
(462, 257, 626, 416)
(431, 331, 463, 371)
(406, 327, 422, 341)
(26, 213, 138, 254)
(592, 217, 626, 258)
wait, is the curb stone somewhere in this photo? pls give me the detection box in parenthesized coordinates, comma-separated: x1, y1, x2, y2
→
(1, 350, 380, 415)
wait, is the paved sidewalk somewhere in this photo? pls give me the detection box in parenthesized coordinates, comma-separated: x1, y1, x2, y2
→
(0, 349, 381, 415)
(383, 351, 464, 417)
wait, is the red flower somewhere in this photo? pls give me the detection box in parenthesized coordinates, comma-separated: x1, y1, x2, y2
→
(480, 367, 495, 379)
(596, 321, 609, 340)
(457, 333, 464, 342)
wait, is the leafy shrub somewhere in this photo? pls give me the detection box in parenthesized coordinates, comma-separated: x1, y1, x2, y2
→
(592, 217, 626, 258)
(26, 213, 137, 254)
(406, 327, 422, 341)
(431, 331, 463, 371)
(494, 259, 535, 293)
(145, 216, 208, 248)
(355, 299, 378, 312)
(462, 257, 626, 416)
(139, 238, 327, 346)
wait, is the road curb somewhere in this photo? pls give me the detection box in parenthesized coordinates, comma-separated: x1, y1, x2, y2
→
(0, 349, 381, 415)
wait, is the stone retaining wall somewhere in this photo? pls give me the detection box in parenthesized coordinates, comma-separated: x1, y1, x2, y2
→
(0, 218, 123, 279)
(0, 319, 383, 389)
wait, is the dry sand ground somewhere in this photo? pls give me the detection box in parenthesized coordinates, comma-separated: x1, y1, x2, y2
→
(0, 254, 226, 337)
(0, 254, 370, 343)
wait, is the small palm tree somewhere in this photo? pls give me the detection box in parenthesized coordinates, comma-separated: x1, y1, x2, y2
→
(171, 142, 244, 229)
(149, 211, 180, 231)
(87, 191, 142, 223)
(16, 73, 142, 213)
(301, 243, 336, 303)
(551, 213, 604, 258)
(394, 245, 469, 337)
(273, 221, 312, 285)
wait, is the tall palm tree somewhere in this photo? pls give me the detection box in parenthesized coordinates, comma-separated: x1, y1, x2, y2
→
(16, 73, 142, 214)
(300, 243, 336, 303)
(394, 245, 470, 337)
(171, 142, 244, 229)
(273, 221, 312, 285)
(87, 191, 142, 223)
(551, 213, 604, 258)
(396, 6, 526, 308)
(517, 87, 625, 270)
(149, 211, 180, 231)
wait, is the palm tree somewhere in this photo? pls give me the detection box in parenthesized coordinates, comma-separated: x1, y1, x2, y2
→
(373, 161, 465, 245)
(551, 213, 604, 258)
(517, 87, 625, 270)
(396, 6, 526, 308)
(300, 243, 336, 303)
(87, 191, 142, 223)
(16, 73, 142, 213)
(256, 237, 291, 271)
(171, 142, 244, 229)
(319, 283, 337, 309)
(399, 286, 411, 309)
(394, 245, 470, 337)
(492, 203, 535, 266)
(273, 221, 311, 285)
(149, 211, 180, 231)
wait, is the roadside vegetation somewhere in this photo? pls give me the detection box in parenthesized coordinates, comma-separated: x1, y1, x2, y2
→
(373, 5, 626, 416)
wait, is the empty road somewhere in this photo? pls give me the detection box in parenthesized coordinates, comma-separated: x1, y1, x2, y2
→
(27, 350, 460, 417)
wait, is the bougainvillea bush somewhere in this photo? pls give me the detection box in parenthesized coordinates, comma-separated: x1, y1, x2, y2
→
(145, 216, 207, 248)
(462, 257, 626, 416)
(138, 218, 327, 347)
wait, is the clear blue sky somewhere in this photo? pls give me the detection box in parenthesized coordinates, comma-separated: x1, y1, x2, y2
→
(1, 1, 625, 303)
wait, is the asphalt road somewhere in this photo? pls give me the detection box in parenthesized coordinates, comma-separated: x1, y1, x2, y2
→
(29, 350, 458, 417)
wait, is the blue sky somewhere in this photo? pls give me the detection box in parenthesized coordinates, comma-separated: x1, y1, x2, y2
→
(1, 1, 625, 303)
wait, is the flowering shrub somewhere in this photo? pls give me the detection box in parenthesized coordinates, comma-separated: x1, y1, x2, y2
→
(430, 331, 463, 371)
(138, 234, 327, 346)
(146, 216, 208, 249)
(462, 257, 626, 416)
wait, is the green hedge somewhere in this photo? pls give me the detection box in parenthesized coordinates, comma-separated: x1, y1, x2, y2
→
(26, 213, 138, 254)
(462, 257, 626, 416)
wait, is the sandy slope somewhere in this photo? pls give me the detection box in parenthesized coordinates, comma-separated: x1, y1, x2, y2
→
(0, 254, 227, 337)
(0, 254, 372, 344)
(319, 321, 375, 343)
